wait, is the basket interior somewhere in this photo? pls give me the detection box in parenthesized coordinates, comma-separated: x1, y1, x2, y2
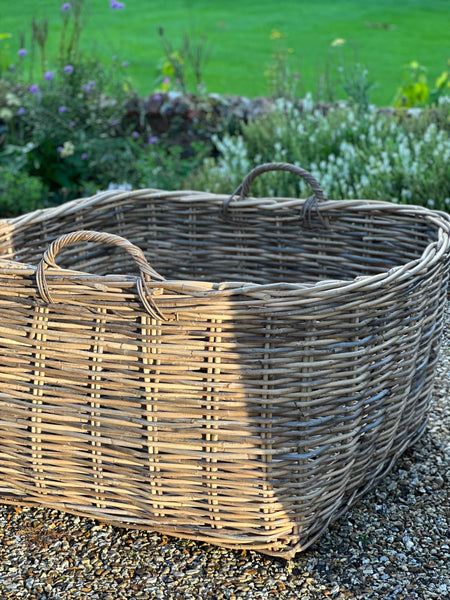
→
(0, 196, 439, 285)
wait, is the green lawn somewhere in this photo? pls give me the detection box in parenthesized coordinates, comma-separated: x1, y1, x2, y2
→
(1, 0, 449, 105)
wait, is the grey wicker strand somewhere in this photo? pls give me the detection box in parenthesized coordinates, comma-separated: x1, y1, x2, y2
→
(222, 162, 328, 216)
(36, 229, 166, 320)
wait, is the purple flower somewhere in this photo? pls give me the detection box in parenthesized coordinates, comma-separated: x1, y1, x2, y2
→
(293, 73, 300, 79)
(131, 131, 139, 138)
(82, 80, 96, 93)
(163, 77, 170, 85)
(121, 61, 129, 68)
(69, 121, 76, 127)
(64, 64, 74, 73)
(57, 146, 63, 153)
(110, 0, 125, 8)
(61, 2, 71, 11)
(18, 48, 27, 57)
(59, 106, 67, 113)
(44, 71, 54, 81)
(17, 107, 25, 115)
(110, 119, 118, 127)
(29, 84, 40, 94)
(81, 152, 88, 160)
(153, 93, 162, 101)
(148, 136, 158, 144)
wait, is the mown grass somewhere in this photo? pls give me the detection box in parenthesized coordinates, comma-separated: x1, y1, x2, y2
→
(1, 0, 449, 104)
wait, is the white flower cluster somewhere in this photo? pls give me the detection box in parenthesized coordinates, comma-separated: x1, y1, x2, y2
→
(106, 182, 132, 191)
(195, 98, 449, 210)
(309, 116, 449, 203)
(200, 134, 251, 192)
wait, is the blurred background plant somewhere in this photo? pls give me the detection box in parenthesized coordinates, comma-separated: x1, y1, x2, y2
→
(0, 0, 159, 214)
(0, 0, 449, 218)
(58, 0, 84, 67)
(0, 165, 47, 217)
(155, 26, 212, 95)
(264, 29, 303, 100)
(0, 32, 13, 75)
(317, 39, 375, 116)
(187, 95, 450, 211)
(394, 59, 450, 108)
(0, 52, 146, 208)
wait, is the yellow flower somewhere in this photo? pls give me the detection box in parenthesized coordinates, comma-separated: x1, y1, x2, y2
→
(409, 60, 419, 70)
(270, 29, 282, 40)
(331, 38, 345, 47)
(435, 71, 448, 89)
(413, 81, 429, 103)
(173, 51, 184, 65)
(162, 61, 175, 76)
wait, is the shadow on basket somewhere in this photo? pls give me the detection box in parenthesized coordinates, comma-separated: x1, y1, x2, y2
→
(0, 163, 449, 559)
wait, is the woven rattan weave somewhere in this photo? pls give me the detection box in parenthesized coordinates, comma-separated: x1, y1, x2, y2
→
(0, 163, 449, 558)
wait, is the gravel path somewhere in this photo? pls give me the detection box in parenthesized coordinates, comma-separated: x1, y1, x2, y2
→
(0, 307, 448, 600)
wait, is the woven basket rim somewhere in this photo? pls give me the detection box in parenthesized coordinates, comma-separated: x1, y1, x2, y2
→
(1, 190, 449, 300)
(4, 188, 450, 225)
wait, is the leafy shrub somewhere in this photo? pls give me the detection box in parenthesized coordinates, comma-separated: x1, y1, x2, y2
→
(185, 134, 251, 193)
(137, 141, 210, 191)
(0, 0, 155, 214)
(394, 60, 450, 108)
(3, 55, 145, 201)
(0, 166, 47, 217)
(187, 95, 450, 211)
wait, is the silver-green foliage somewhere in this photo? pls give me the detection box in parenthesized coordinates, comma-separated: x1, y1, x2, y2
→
(188, 95, 450, 211)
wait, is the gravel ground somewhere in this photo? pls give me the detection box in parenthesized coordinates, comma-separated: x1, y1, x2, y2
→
(0, 308, 448, 600)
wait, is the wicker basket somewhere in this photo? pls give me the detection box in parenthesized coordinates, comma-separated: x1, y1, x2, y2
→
(0, 162, 449, 558)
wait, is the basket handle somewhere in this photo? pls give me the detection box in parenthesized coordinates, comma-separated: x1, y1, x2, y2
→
(222, 162, 327, 215)
(36, 230, 166, 320)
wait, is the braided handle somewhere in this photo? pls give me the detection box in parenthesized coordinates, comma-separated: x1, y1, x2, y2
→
(36, 230, 166, 320)
(222, 162, 327, 214)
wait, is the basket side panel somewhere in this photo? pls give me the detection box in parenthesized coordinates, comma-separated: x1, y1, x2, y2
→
(0, 274, 297, 555)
